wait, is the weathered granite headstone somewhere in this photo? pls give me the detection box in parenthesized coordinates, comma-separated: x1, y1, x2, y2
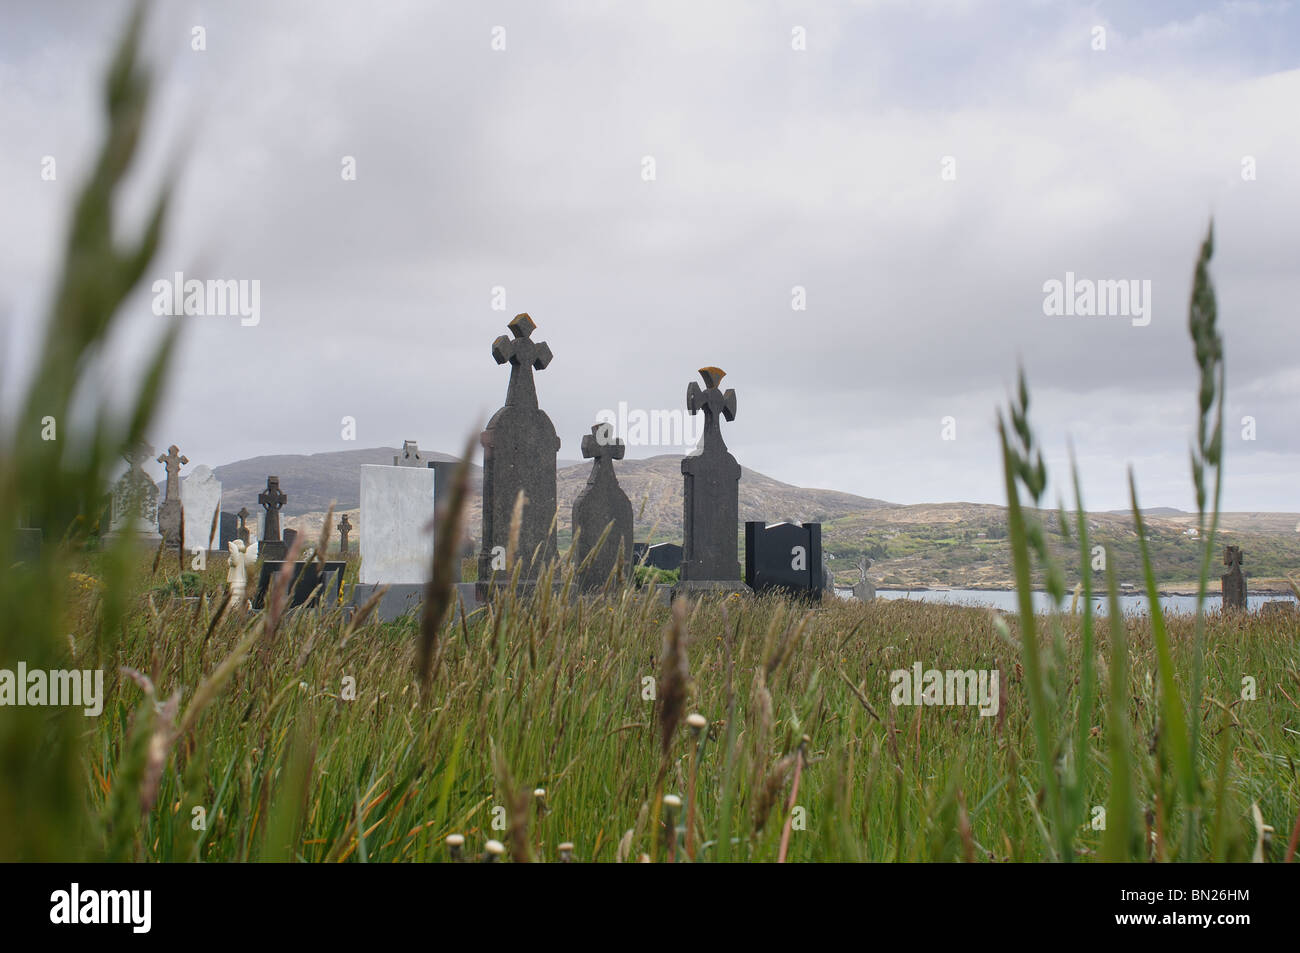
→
(678, 367, 746, 595)
(283, 528, 299, 551)
(358, 463, 435, 584)
(237, 507, 251, 545)
(853, 555, 877, 602)
(395, 440, 423, 467)
(338, 513, 352, 554)
(572, 422, 634, 590)
(258, 476, 288, 561)
(477, 313, 560, 587)
(180, 464, 222, 552)
(219, 512, 239, 550)
(351, 461, 467, 621)
(646, 542, 682, 572)
(1222, 545, 1246, 611)
(156, 444, 188, 549)
(107, 442, 162, 544)
(745, 521, 823, 600)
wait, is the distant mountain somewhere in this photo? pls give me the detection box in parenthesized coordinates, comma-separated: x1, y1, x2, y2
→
(213, 447, 889, 541)
(216, 447, 479, 516)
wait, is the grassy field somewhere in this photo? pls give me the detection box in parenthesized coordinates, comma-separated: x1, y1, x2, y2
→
(8, 548, 1292, 862)
(2, 5, 1295, 865)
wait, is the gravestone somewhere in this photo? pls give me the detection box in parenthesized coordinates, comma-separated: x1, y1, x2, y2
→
(1222, 545, 1246, 611)
(107, 442, 162, 544)
(853, 555, 877, 602)
(572, 422, 633, 590)
(823, 557, 835, 595)
(646, 542, 682, 572)
(180, 464, 222, 552)
(156, 444, 188, 549)
(633, 542, 648, 565)
(745, 521, 824, 600)
(338, 513, 352, 554)
(477, 313, 560, 588)
(678, 367, 746, 595)
(358, 463, 435, 584)
(351, 460, 464, 621)
(237, 507, 251, 544)
(258, 476, 288, 561)
(219, 512, 238, 550)
(283, 528, 299, 551)
(395, 440, 423, 467)
(253, 559, 347, 611)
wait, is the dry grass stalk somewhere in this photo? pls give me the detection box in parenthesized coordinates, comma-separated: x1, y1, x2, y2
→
(417, 429, 476, 700)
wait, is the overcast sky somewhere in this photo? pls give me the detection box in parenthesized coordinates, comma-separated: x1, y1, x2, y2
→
(2, 0, 1299, 512)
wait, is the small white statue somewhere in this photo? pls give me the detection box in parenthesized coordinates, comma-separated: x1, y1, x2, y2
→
(227, 538, 259, 609)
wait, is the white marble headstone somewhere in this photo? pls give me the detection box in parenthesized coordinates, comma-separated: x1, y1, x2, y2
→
(180, 464, 222, 551)
(359, 464, 436, 585)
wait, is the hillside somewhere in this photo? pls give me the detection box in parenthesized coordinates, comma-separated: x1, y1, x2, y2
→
(208, 447, 1300, 590)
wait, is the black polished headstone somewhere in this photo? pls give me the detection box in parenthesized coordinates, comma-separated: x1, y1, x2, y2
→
(745, 521, 824, 600)
(219, 512, 239, 549)
(646, 542, 682, 572)
(252, 560, 347, 610)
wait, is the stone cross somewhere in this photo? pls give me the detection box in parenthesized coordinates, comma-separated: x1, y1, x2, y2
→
(477, 313, 561, 586)
(395, 440, 423, 467)
(1221, 545, 1246, 611)
(854, 555, 876, 602)
(258, 475, 287, 542)
(491, 312, 553, 410)
(680, 367, 743, 589)
(572, 422, 633, 590)
(338, 513, 352, 553)
(157, 445, 189, 500)
(237, 506, 250, 544)
(156, 444, 188, 548)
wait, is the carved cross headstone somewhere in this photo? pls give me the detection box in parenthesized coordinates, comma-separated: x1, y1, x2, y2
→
(338, 513, 352, 553)
(572, 422, 633, 590)
(477, 313, 561, 585)
(1221, 545, 1246, 611)
(395, 440, 423, 467)
(854, 554, 876, 602)
(258, 476, 287, 542)
(156, 444, 188, 548)
(109, 441, 161, 539)
(237, 506, 250, 544)
(680, 367, 742, 588)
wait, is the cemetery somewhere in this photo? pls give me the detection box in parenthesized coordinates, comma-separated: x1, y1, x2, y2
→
(3, 4, 1298, 887)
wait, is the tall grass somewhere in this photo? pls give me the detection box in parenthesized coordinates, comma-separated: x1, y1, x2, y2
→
(1, 6, 1294, 863)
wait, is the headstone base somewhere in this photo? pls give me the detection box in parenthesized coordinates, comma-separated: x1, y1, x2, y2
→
(350, 582, 483, 623)
(260, 540, 288, 562)
(673, 580, 751, 599)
